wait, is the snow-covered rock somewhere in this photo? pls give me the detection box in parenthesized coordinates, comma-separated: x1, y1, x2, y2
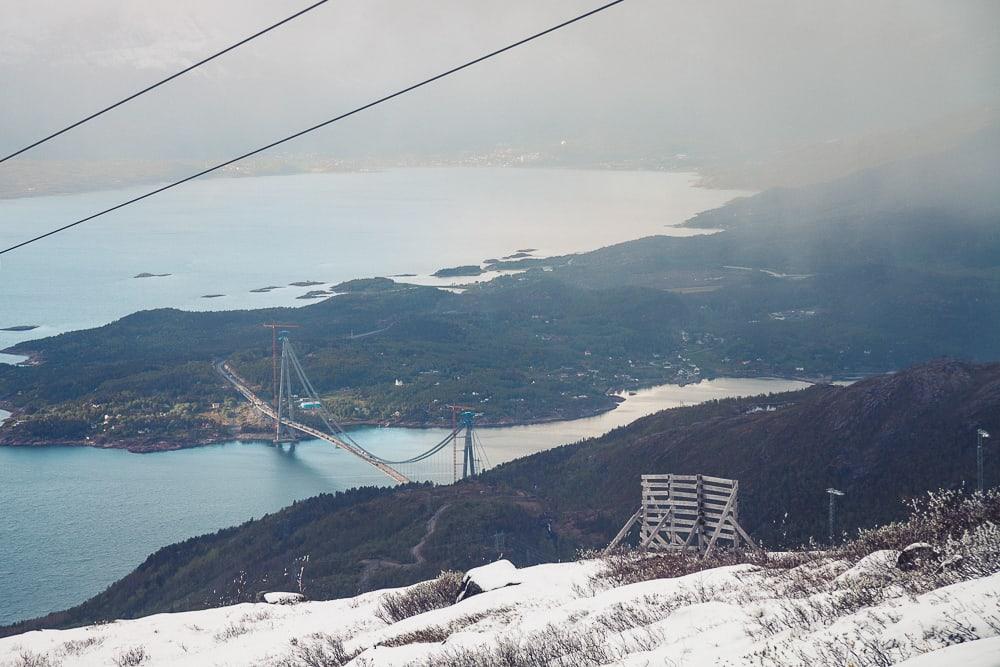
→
(455, 558, 519, 602)
(897, 541, 941, 571)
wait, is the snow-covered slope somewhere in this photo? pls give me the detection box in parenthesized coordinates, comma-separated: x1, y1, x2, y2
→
(2, 556, 998, 666)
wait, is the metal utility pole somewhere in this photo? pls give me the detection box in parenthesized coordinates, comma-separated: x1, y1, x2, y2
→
(978, 429, 991, 493)
(826, 488, 845, 546)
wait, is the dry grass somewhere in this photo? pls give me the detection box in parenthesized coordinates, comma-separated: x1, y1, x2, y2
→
(424, 622, 663, 667)
(380, 609, 503, 648)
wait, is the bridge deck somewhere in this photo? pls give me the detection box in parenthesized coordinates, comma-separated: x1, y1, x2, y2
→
(217, 362, 411, 484)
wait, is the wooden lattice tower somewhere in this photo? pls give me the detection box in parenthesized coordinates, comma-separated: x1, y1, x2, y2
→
(605, 474, 757, 557)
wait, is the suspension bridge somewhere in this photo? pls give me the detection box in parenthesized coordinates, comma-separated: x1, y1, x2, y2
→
(217, 328, 488, 484)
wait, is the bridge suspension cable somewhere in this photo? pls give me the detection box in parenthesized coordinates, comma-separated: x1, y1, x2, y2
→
(218, 333, 485, 482)
(278, 337, 473, 467)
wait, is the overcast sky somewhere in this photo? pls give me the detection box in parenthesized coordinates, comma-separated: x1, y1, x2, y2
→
(1, 0, 998, 163)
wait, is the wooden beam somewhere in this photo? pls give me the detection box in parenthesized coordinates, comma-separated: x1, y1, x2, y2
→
(703, 488, 738, 558)
(604, 507, 641, 554)
(639, 508, 673, 550)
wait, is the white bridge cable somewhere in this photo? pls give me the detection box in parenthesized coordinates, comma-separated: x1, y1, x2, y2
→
(282, 339, 464, 465)
(473, 430, 491, 470)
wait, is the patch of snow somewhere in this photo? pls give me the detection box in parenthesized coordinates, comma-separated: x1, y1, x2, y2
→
(894, 636, 1000, 666)
(1, 559, 998, 666)
(834, 548, 899, 584)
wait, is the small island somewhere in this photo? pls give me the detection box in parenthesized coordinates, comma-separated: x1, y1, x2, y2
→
(133, 272, 171, 279)
(501, 252, 533, 260)
(1, 325, 39, 332)
(432, 265, 484, 278)
(297, 290, 333, 300)
(289, 280, 325, 287)
(331, 277, 396, 293)
(201, 294, 225, 299)
(250, 285, 284, 293)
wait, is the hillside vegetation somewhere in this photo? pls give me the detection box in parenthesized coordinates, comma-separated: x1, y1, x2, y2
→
(4, 360, 997, 636)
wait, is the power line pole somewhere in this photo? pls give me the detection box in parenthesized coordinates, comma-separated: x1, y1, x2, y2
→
(826, 488, 845, 546)
(978, 429, 991, 493)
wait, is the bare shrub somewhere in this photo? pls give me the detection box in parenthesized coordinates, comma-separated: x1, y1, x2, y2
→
(841, 489, 1000, 560)
(940, 520, 1000, 580)
(424, 622, 662, 667)
(9, 652, 60, 667)
(213, 621, 251, 642)
(376, 571, 463, 624)
(61, 636, 104, 655)
(285, 633, 359, 667)
(241, 608, 274, 623)
(380, 626, 451, 648)
(112, 646, 148, 667)
(592, 602, 664, 633)
(591, 547, 767, 589)
(380, 609, 501, 648)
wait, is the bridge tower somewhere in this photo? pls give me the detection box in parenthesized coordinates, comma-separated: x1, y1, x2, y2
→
(271, 326, 299, 443)
(263, 323, 299, 442)
(461, 410, 478, 479)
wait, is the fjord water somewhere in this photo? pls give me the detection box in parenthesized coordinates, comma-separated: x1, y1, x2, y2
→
(0, 168, 753, 624)
(0, 168, 747, 350)
(0, 377, 807, 625)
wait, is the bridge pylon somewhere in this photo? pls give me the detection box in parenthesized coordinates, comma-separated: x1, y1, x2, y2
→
(263, 322, 299, 442)
(274, 334, 299, 443)
(461, 410, 478, 479)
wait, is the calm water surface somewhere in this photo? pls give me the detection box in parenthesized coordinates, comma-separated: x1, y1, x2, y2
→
(0, 168, 756, 623)
(0, 168, 748, 350)
(0, 377, 805, 625)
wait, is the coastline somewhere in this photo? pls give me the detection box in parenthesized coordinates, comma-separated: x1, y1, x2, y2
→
(0, 394, 628, 454)
(0, 370, 863, 454)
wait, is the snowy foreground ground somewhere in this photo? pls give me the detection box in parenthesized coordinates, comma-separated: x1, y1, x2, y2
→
(2, 553, 999, 666)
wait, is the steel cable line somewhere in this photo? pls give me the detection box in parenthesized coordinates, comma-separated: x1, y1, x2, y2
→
(0, 0, 334, 165)
(0, 0, 626, 256)
(283, 339, 462, 465)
